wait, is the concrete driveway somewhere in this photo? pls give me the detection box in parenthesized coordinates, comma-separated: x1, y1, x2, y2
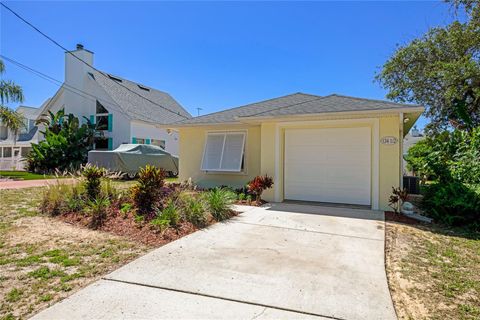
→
(33, 203, 396, 320)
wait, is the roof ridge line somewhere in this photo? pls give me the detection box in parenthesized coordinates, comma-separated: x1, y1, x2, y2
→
(330, 93, 422, 107)
(242, 95, 331, 118)
(172, 92, 318, 124)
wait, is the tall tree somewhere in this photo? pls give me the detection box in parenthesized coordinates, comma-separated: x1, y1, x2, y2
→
(0, 59, 25, 144)
(376, 1, 480, 133)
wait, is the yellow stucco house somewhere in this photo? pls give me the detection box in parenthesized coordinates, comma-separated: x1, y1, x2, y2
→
(168, 93, 423, 211)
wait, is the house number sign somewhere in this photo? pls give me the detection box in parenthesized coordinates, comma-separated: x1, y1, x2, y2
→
(380, 136, 398, 145)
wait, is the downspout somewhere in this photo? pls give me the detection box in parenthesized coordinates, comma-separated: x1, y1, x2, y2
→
(399, 112, 404, 189)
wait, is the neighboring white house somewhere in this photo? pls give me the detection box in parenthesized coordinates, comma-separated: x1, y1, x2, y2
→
(0, 104, 44, 170)
(0, 44, 191, 170)
(403, 126, 424, 175)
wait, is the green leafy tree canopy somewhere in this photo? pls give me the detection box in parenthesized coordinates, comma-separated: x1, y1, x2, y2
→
(376, 1, 480, 133)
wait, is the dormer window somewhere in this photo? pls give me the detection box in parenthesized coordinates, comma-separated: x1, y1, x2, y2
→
(137, 84, 150, 92)
(108, 75, 123, 82)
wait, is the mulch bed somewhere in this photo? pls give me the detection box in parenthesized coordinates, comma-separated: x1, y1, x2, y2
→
(59, 209, 239, 247)
(384, 211, 421, 225)
(234, 199, 265, 206)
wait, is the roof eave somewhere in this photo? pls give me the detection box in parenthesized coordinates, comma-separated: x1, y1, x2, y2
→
(236, 106, 425, 124)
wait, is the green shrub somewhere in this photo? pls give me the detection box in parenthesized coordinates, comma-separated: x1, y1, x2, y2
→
(81, 164, 105, 200)
(66, 184, 86, 212)
(181, 194, 208, 227)
(422, 182, 480, 229)
(150, 216, 170, 231)
(119, 203, 133, 216)
(27, 109, 95, 173)
(159, 200, 180, 227)
(203, 188, 236, 221)
(131, 165, 166, 218)
(86, 197, 110, 229)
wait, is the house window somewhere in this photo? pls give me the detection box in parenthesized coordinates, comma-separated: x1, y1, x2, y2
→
(96, 115, 109, 131)
(201, 132, 246, 172)
(151, 139, 166, 149)
(96, 101, 109, 114)
(95, 101, 109, 131)
(21, 147, 32, 157)
(94, 138, 109, 150)
(3, 148, 12, 158)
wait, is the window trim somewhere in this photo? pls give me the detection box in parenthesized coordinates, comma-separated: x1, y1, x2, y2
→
(201, 130, 247, 174)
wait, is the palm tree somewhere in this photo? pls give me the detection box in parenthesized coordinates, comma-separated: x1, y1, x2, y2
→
(0, 60, 24, 104)
(0, 59, 25, 145)
(0, 107, 25, 145)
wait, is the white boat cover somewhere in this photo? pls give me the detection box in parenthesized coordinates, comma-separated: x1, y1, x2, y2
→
(88, 144, 179, 175)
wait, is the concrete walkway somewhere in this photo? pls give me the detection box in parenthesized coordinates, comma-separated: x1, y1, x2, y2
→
(33, 203, 396, 320)
(0, 178, 76, 190)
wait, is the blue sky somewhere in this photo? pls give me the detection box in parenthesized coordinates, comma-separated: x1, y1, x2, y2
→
(0, 1, 461, 129)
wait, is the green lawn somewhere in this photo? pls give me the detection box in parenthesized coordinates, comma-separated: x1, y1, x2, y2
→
(0, 171, 60, 181)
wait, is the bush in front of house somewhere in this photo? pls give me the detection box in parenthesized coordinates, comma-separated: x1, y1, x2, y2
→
(27, 109, 95, 173)
(422, 182, 480, 230)
(406, 128, 480, 229)
(203, 187, 236, 221)
(247, 175, 274, 203)
(81, 164, 105, 200)
(130, 165, 166, 218)
(178, 192, 209, 228)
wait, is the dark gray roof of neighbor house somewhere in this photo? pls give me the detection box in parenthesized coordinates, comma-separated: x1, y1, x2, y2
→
(91, 70, 192, 124)
(16, 106, 41, 119)
(174, 93, 423, 125)
(18, 126, 38, 142)
(174, 93, 321, 125)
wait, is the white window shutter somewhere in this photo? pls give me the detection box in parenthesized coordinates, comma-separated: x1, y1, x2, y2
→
(201, 132, 246, 172)
(201, 134, 225, 170)
(220, 133, 245, 171)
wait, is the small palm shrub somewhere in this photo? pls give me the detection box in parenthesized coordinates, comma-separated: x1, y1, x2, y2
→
(131, 165, 166, 218)
(247, 175, 273, 203)
(87, 197, 110, 229)
(180, 193, 208, 227)
(203, 188, 236, 221)
(81, 164, 105, 200)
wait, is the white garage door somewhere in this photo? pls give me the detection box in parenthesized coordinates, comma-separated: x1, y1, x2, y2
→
(284, 127, 371, 205)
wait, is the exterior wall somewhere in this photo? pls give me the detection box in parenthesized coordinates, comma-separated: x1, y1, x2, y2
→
(178, 125, 261, 188)
(179, 115, 402, 211)
(378, 116, 401, 209)
(130, 121, 179, 155)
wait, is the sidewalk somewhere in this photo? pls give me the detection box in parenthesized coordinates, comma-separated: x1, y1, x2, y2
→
(0, 178, 76, 190)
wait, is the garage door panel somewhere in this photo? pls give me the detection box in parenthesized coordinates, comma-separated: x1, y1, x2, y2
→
(284, 127, 371, 206)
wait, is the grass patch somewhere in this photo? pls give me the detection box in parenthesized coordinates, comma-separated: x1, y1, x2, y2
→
(5, 288, 23, 303)
(0, 171, 60, 180)
(0, 187, 149, 319)
(386, 222, 480, 319)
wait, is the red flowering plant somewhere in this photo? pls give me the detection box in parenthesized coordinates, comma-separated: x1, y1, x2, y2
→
(247, 175, 274, 203)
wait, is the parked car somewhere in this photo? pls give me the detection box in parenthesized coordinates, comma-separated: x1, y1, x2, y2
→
(88, 144, 179, 178)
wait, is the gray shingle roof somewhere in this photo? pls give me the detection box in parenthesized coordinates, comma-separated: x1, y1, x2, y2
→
(91, 70, 192, 124)
(174, 93, 320, 125)
(174, 93, 422, 125)
(16, 106, 41, 119)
